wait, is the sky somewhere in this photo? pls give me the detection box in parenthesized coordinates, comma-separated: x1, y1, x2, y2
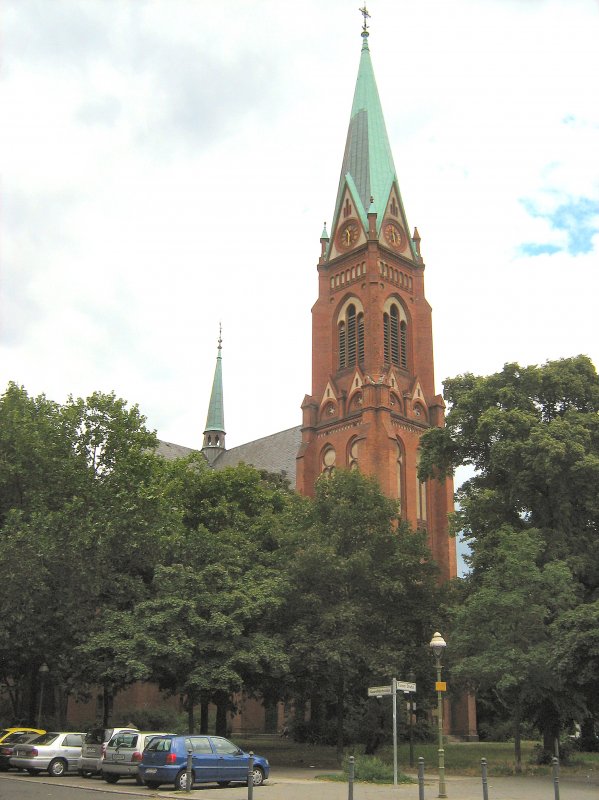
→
(2, 0, 598, 458)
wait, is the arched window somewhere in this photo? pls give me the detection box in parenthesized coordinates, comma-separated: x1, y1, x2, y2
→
(396, 439, 405, 513)
(383, 299, 408, 369)
(416, 452, 427, 525)
(321, 446, 336, 477)
(338, 299, 365, 369)
(348, 438, 360, 470)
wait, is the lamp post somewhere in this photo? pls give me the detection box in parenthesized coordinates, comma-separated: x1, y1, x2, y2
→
(407, 670, 416, 768)
(37, 663, 49, 729)
(430, 632, 447, 798)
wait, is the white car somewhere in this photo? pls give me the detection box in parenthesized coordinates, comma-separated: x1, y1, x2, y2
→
(102, 730, 175, 784)
(10, 731, 86, 776)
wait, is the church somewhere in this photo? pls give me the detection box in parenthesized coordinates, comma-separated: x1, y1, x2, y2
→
(156, 10, 474, 737)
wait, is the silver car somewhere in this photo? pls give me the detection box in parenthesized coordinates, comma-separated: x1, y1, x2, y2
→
(79, 726, 138, 777)
(10, 731, 86, 776)
(102, 730, 175, 784)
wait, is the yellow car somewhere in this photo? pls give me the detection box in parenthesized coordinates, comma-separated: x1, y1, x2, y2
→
(0, 729, 46, 771)
(0, 728, 45, 745)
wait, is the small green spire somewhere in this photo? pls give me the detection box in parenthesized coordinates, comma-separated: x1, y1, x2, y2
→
(203, 326, 225, 451)
(321, 222, 329, 240)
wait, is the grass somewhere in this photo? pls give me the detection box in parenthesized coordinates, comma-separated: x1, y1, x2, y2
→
(237, 736, 599, 779)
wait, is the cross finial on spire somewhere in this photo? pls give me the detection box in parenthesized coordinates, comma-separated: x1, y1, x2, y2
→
(359, 5, 370, 33)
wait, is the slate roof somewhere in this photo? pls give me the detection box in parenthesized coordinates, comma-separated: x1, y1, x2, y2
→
(156, 425, 302, 487)
(155, 439, 197, 460)
(211, 425, 302, 485)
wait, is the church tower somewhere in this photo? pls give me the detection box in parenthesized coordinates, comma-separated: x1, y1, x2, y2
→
(296, 11, 457, 583)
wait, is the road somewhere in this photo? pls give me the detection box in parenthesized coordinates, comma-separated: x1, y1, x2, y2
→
(1, 769, 598, 800)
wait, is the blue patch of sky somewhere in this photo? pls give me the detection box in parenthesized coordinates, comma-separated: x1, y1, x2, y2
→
(519, 195, 598, 257)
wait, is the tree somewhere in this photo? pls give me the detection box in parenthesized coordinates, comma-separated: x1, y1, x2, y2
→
(282, 470, 441, 759)
(0, 383, 171, 724)
(121, 458, 292, 733)
(448, 526, 575, 771)
(551, 600, 599, 750)
(419, 355, 599, 750)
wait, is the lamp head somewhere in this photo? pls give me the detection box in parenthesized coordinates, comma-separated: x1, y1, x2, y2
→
(429, 631, 447, 660)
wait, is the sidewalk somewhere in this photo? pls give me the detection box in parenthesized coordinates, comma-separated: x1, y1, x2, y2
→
(150, 768, 599, 800)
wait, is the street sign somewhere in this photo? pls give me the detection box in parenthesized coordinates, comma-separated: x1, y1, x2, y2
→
(368, 685, 393, 696)
(435, 681, 447, 692)
(368, 681, 416, 696)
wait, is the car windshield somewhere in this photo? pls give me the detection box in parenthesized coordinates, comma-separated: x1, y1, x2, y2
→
(85, 727, 111, 744)
(2, 732, 29, 744)
(108, 733, 138, 748)
(211, 737, 242, 755)
(32, 733, 59, 746)
(145, 737, 171, 752)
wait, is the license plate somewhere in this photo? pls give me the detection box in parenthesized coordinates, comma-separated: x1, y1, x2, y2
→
(113, 754, 125, 760)
(145, 768, 157, 774)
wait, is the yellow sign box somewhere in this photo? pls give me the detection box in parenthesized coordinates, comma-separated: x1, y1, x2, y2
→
(435, 681, 447, 692)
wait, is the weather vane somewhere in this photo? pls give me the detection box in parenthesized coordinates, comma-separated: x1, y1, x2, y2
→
(359, 4, 370, 32)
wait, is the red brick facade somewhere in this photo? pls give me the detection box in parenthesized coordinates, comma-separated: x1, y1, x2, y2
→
(296, 208, 457, 583)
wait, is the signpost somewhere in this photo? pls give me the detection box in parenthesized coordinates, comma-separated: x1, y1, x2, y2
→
(368, 678, 417, 786)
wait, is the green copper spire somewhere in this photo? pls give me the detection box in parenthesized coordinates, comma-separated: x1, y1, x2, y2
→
(203, 327, 225, 452)
(329, 8, 414, 256)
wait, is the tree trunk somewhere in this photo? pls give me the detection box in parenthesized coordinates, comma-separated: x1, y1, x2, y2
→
(186, 694, 195, 733)
(200, 698, 209, 734)
(336, 673, 344, 763)
(54, 684, 69, 729)
(28, 667, 37, 726)
(215, 692, 228, 736)
(102, 684, 113, 727)
(514, 705, 522, 774)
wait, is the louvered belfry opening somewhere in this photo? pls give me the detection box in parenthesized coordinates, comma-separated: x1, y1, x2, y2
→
(339, 304, 365, 370)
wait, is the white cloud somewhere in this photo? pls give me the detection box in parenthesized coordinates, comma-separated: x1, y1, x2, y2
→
(1, 0, 598, 449)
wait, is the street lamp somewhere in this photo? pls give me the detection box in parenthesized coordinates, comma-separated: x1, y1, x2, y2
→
(37, 663, 49, 729)
(430, 632, 447, 798)
(407, 670, 416, 768)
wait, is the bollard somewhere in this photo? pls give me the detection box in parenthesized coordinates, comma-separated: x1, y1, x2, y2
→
(481, 758, 489, 800)
(247, 751, 254, 800)
(552, 756, 560, 800)
(348, 755, 355, 800)
(418, 756, 425, 800)
(185, 747, 193, 794)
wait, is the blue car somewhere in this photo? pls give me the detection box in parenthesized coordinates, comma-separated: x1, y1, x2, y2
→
(138, 734, 269, 790)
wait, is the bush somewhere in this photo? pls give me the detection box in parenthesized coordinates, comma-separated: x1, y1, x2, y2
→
(342, 755, 412, 784)
(116, 707, 186, 732)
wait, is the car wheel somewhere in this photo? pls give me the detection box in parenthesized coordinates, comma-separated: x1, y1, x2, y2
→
(251, 766, 265, 786)
(217, 780, 230, 787)
(175, 768, 194, 791)
(27, 769, 40, 776)
(104, 773, 119, 784)
(79, 769, 94, 778)
(135, 774, 144, 785)
(48, 759, 67, 777)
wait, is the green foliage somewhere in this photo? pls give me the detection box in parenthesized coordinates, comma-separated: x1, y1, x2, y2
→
(0, 383, 170, 723)
(282, 470, 441, 753)
(116, 706, 186, 732)
(341, 754, 412, 783)
(419, 356, 599, 762)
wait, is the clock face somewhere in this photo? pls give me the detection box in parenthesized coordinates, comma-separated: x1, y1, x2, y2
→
(383, 220, 406, 251)
(336, 219, 360, 250)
